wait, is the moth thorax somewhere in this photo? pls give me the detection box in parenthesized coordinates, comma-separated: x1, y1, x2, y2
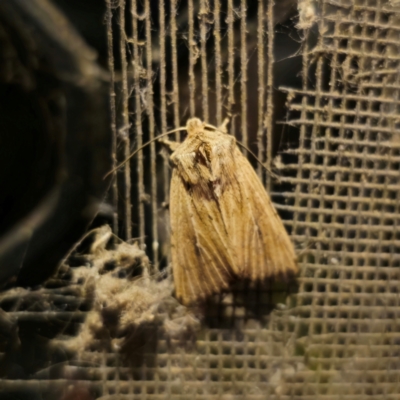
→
(186, 118, 204, 136)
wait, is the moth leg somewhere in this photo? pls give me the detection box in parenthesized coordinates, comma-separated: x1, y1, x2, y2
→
(159, 138, 180, 152)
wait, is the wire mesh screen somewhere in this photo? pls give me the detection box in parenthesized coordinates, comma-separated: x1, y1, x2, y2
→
(107, 0, 298, 258)
(1, 0, 400, 399)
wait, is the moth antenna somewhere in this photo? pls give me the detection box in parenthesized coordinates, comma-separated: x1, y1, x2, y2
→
(235, 141, 280, 181)
(205, 121, 279, 180)
(104, 121, 278, 180)
(204, 123, 218, 130)
(103, 126, 187, 179)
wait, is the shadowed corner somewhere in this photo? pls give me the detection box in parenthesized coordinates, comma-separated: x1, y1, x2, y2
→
(0, 0, 112, 289)
(202, 272, 299, 330)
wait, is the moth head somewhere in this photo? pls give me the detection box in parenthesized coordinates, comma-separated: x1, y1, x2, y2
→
(186, 118, 204, 137)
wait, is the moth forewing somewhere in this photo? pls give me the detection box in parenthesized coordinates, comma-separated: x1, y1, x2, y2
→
(169, 169, 237, 305)
(227, 147, 298, 280)
(165, 118, 297, 305)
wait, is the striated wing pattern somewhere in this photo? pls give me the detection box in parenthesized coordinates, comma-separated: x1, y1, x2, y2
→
(167, 118, 297, 305)
(169, 169, 237, 305)
(232, 148, 298, 280)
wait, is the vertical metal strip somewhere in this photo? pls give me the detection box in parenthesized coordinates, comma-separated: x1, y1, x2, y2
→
(240, 0, 248, 150)
(188, 0, 196, 117)
(119, 0, 132, 240)
(265, 0, 274, 192)
(159, 0, 169, 206)
(257, 0, 265, 179)
(170, 0, 180, 135)
(144, 0, 158, 267)
(214, 0, 222, 126)
(227, 0, 235, 136)
(105, 0, 119, 235)
(131, 0, 145, 246)
(200, 0, 209, 122)
(159, 0, 170, 264)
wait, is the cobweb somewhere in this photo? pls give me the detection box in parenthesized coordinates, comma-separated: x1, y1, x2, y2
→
(1, 0, 400, 399)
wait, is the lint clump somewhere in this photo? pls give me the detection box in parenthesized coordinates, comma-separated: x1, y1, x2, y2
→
(297, 0, 318, 30)
(61, 225, 200, 356)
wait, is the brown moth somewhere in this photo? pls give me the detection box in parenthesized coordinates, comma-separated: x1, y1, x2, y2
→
(162, 118, 298, 305)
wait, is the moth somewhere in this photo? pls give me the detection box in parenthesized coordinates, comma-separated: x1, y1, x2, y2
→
(162, 118, 298, 305)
